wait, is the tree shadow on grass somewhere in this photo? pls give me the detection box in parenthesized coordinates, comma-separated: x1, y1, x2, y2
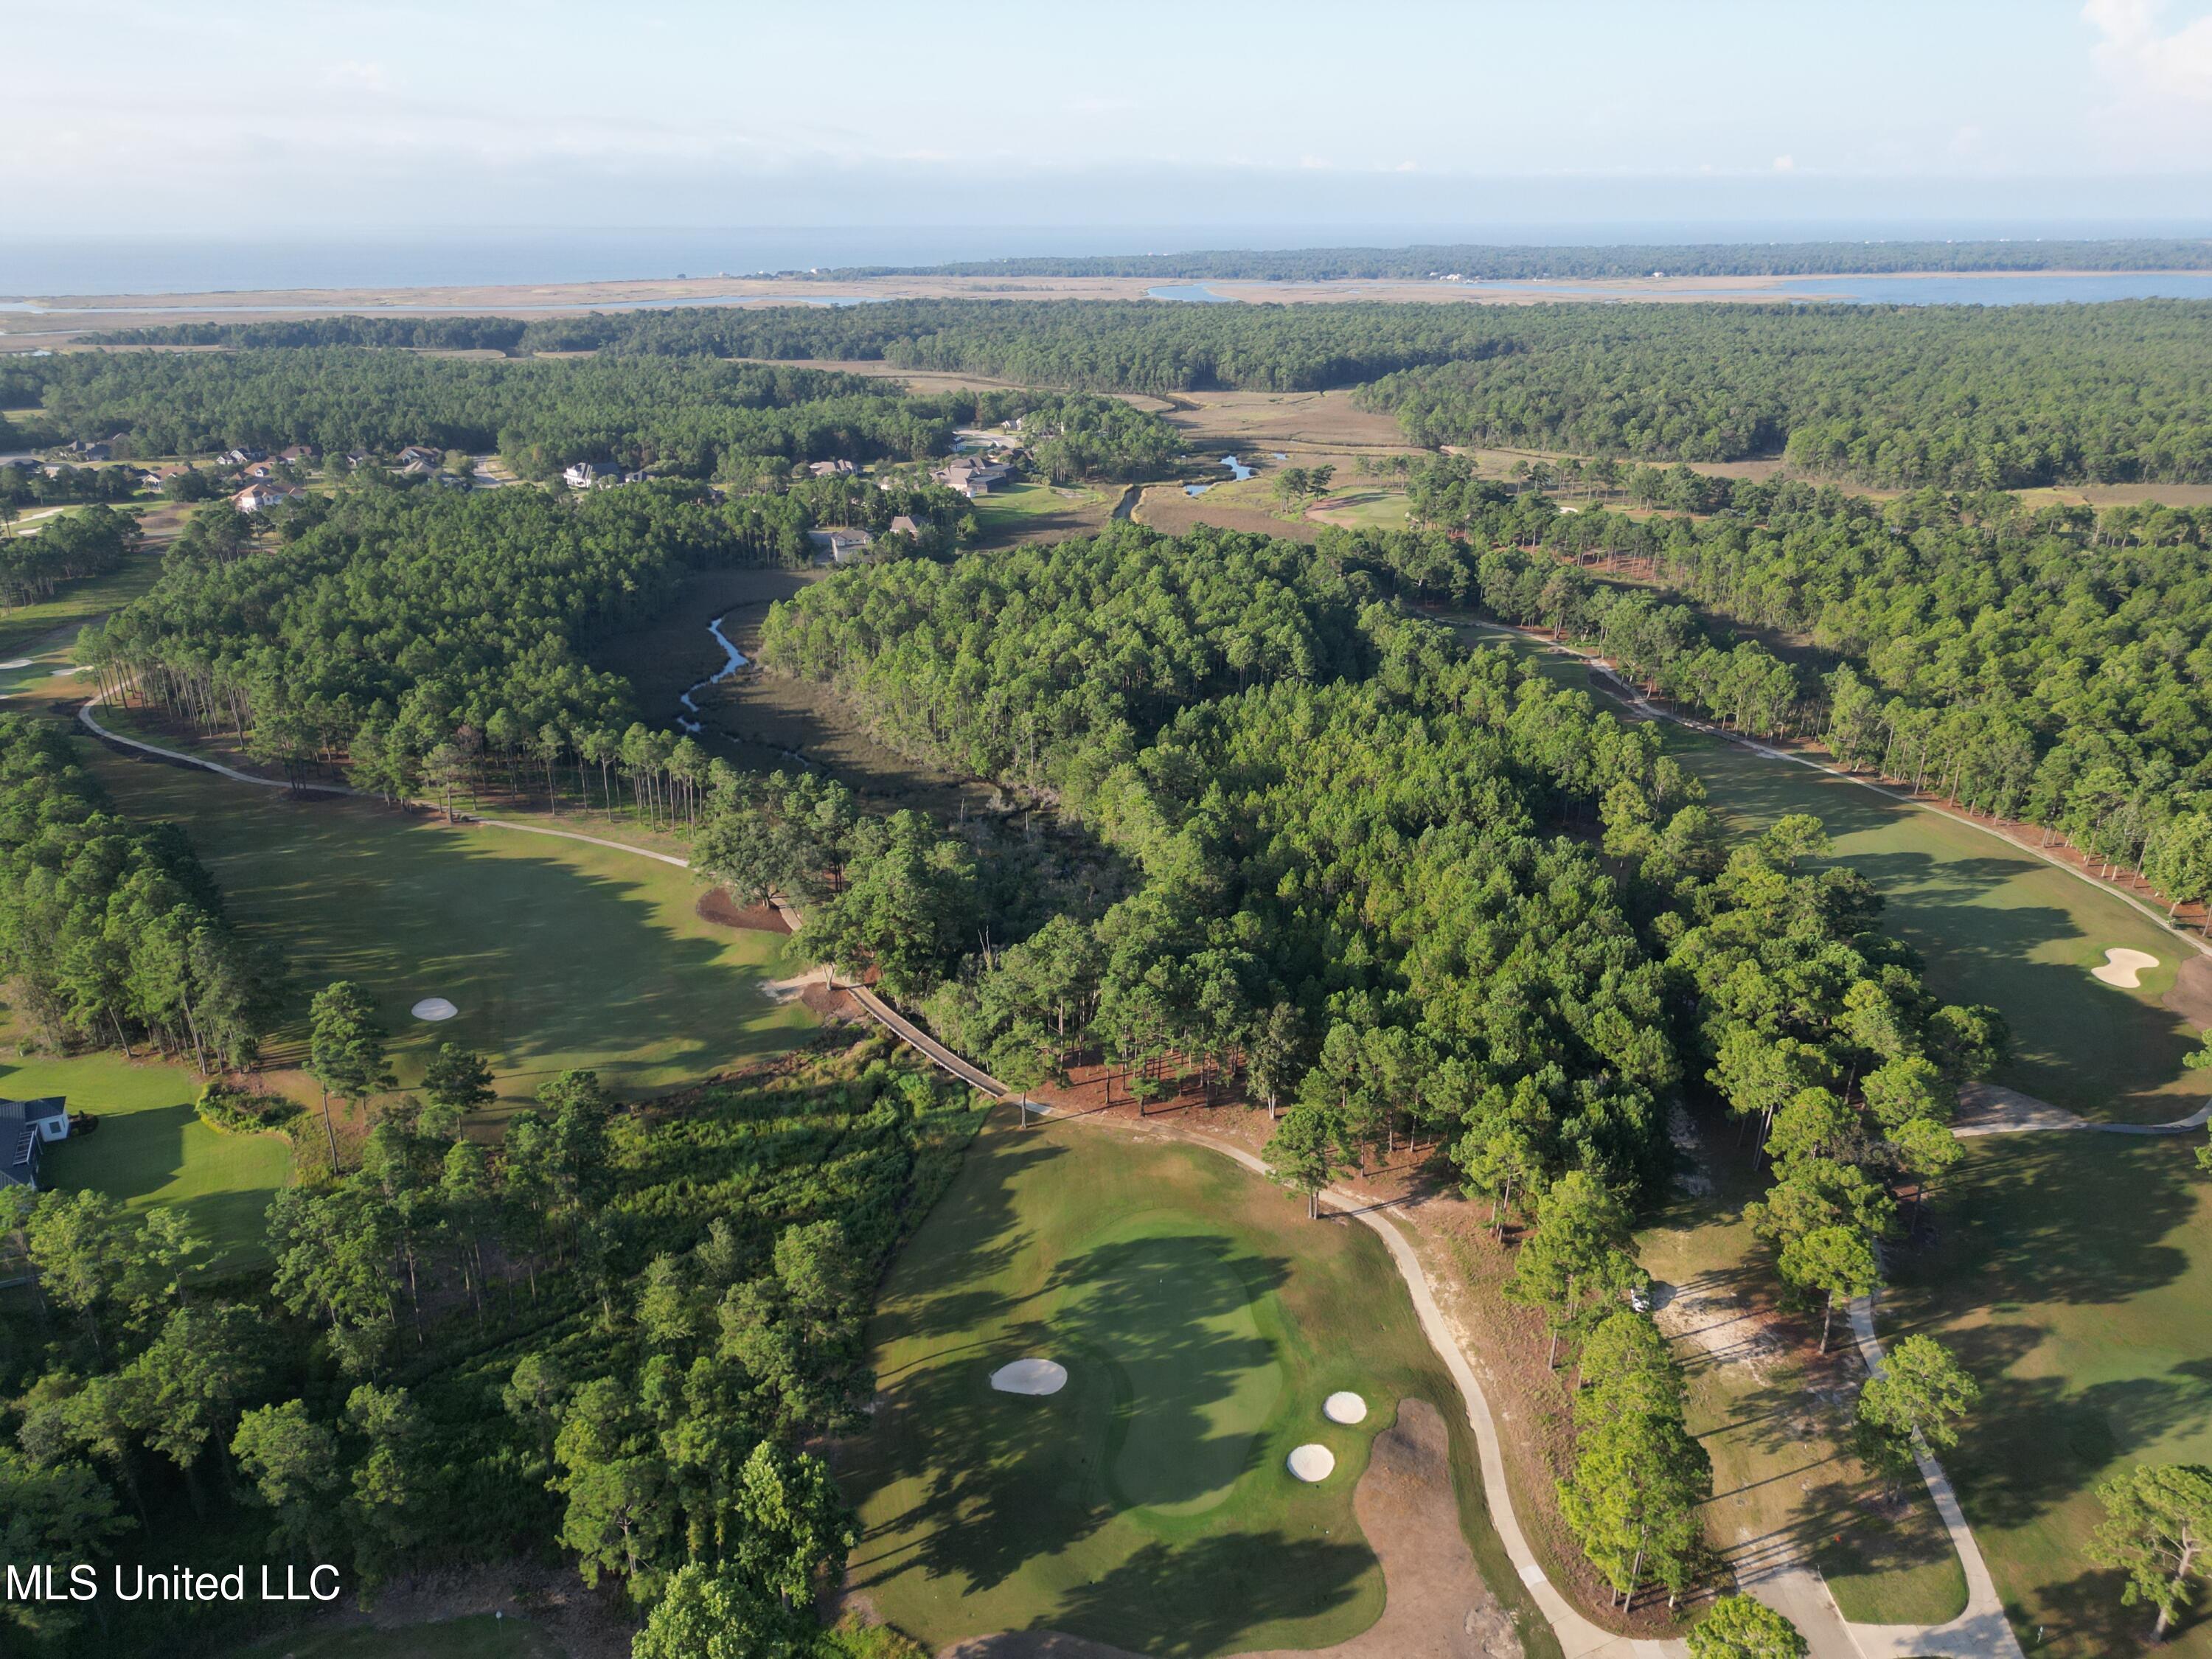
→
(1900, 1136, 2195, 1312)
(149, 787, 779, 1090)
(868, 1128, 1066, 1356)
(1038, 1534, 1375, 1658)
(846, 1218, 1290, 1603)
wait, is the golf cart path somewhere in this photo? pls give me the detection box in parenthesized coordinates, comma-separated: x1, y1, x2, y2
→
(1459, 622, 2212, 962)
(78, 692, 1664, 1655)
(72, 689, 2003, 1659)
(1844, 1295, 2027, 1659)
(1955, 1081, 2212, 1138)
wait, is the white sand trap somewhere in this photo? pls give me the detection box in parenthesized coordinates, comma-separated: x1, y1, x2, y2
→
(411, 997, 459, 1021)
(0, 658, 31, 669)
(990, 1358, 1067, 1396)
(2092, 947, 2159, 989)
(1287, 1444, 1336, 1483)
(1323, 1391, 1368, 1425)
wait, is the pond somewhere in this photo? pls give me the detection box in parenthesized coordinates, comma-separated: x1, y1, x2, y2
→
(1186, 454, 1255, 495)
(1146, 284, 1237, 304)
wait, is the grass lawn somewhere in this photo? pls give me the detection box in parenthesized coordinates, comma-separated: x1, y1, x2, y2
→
(1885, 1133, 2212, 1657)
(0, 530, 165, 662)
(5, 1049, 290, 1265)
(228, 1613, 564, 1659)
(78, 737, 818, 1112)
(1639, 1116, 1967, 1627)
(840, 1108, 1553, 1658)
(1305, 487, 1412, 530)
(1680, 742, 2201, 1123)
(969, 480, 1113, 546)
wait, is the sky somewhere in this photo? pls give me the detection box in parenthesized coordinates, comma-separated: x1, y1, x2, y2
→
(8, 0, 2212, 240)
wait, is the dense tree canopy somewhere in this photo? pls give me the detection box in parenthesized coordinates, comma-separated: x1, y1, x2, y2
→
(1346, 459, 2212, 910)
(0, 714, 277, 1068)
(0, 1042, 974, 1656)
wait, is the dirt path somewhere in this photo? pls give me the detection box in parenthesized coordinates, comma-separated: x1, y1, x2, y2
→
(939, 1400, 1524, 1659)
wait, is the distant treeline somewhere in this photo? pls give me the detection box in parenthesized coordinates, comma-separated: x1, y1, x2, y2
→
(76, 296, 2212, 487)
(15, 348, 1180, 484)
(809, 237, 2212, 281)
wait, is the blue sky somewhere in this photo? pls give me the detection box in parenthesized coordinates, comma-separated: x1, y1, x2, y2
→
(12, 0, 2212, 235)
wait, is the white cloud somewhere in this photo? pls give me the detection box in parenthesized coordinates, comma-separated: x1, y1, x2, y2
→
(1772, 153, 1796, 172)
(326, 60, 389, 94)
(2086, 0, 2212, 104)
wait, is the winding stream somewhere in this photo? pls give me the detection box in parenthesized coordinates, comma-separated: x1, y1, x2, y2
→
(676, 613, 749, 734)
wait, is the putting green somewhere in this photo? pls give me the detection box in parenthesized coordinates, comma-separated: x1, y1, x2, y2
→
(1052, 1213, 1285, 1517)
(841, 1109, 1549, 1659)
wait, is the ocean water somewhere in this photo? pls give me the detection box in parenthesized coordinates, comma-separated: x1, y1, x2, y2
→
(1, 226, 1635, 296)
(11, 229, 2212, 306)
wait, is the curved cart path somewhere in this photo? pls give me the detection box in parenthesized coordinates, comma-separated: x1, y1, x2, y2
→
(77, 684, 2064, 1659)
(1457, 620, 2212, 963)
(1845, 1294, 2027, 1659)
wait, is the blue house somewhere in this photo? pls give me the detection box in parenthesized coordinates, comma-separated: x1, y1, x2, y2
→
(0, 1096, 69, 1191)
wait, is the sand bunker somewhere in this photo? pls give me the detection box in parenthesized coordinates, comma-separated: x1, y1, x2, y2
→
(1323, 1391, 1368, 1425)
(1287, 1444, 1336, 1483)
(411, 998, 459, 1021)
(2092, 947, 2159, 988)
(0, 659, 31, 670)
(990, 1358, 1067, 1396)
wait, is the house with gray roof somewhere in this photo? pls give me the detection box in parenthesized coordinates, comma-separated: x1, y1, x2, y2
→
(0, 1096, 69, 1191)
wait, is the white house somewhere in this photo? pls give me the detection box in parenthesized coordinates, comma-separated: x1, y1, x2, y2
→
(0, 1096, 69, 1191)
(231, 481, 299, 514)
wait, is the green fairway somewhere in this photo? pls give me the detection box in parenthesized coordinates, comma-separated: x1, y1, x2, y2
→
(1885, 1134, 2212, 1657)
(1639, 1116, 1967, 1629)
(840, 1109, 1549, 1659)
(79, 738, 818, 1110)
(1680, 743, 2202, 1123)
(0, 512, 165, 661)
(4, 1050, 289, 1264)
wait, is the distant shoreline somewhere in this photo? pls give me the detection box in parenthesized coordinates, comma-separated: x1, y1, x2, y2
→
(11, 265, 2212, 349)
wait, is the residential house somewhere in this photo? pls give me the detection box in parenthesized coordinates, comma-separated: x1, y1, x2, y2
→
(934, 459, 1010, 498)
(221, 448, 269, 467)
(279, 444, 319, 464)
(887, 514, 924, 539)
(69, 441, 112, 462)
(563, 462, 644, 489)
(807, 459, 857, 479)
(0, 1096, 69, 1191)
(397, 445, 442, 466)
(232, 481, 300, 514)
(806, 526, 874, 565)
